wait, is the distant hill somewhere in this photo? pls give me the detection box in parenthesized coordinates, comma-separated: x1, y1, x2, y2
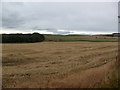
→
(100, 33, 120, 37)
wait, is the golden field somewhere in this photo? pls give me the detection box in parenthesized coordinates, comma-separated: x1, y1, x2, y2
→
(2, 41, 119, 88)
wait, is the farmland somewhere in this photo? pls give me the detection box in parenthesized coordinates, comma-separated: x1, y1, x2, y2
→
(2, 35, 119, 88)
(44, 34, 118, 42)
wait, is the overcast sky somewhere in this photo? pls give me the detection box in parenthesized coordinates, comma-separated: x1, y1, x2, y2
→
(1, 2, 118, 34)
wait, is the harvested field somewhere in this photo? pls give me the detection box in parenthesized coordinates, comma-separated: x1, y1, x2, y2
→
(2, 42, 118, 88)
(44, 35, 118, 42)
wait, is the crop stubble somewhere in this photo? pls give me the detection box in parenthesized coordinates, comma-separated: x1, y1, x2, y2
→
(2, 42, 118, 88)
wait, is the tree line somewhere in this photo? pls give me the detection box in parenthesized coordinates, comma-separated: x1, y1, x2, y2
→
(1, 32, 45, 43)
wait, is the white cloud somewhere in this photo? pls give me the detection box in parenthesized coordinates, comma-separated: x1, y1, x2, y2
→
(69, 30, 114, 35)
(1, 29, 54, 34)
(1, 28, 115, 35)
(1, 2, 118, 34)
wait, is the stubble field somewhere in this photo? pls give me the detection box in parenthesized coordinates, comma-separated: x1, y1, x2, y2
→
(2, 41, 118, 88)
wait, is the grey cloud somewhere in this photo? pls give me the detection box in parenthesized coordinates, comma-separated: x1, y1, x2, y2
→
(55, 31, 71, 35)
(2, 2, 118, 34)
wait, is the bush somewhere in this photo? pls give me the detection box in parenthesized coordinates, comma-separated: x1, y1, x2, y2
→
(1, 33, 45, 43)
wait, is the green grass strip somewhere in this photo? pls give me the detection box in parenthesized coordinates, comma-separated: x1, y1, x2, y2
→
(46, 39, 118, 42)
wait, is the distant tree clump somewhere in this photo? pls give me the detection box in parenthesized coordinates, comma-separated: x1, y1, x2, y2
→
(1, 32, 45, 43)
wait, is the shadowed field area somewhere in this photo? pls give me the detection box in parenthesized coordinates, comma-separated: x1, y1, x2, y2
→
(2, 42, 118, 88)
